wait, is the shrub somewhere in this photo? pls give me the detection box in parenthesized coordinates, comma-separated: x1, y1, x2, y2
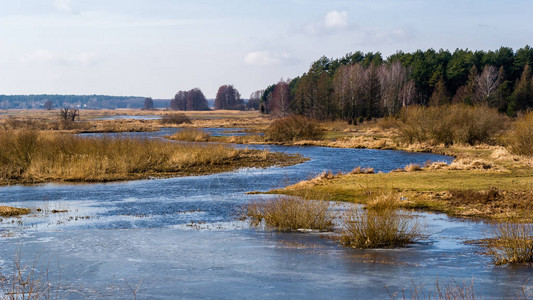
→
(397, 105, 507, 146)
(506, 111, 533, 156)
(160, 113, 191, 125)
(340, 205, 423, 249)
(265, 115, 323, 142)
(487, 222, 533, 265)
(170, 128, 210, 142)
(246, 196, 333, 231)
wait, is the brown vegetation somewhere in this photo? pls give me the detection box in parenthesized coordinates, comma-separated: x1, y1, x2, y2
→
(170, 128, 210, 142)
(246, 196, 333, 231)
(264, 115, 323, 142)
(0, 130, 304, 185)
(396, 105, 507, 146)
(160, 113, 192, 125)
(0, 206, 31, 217)
(340, 193, 423, 249)
(485, 222, 533, 265)
(506, 111, 533, 157)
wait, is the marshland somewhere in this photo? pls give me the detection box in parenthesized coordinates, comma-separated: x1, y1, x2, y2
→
(2, 1, 533, 298)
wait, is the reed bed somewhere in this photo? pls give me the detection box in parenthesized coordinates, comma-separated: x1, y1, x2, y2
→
(246, 195, 333, 231)
(340, 194, 423, 249)
(0, 129, 289, 184)
(487, 222, 533, 265)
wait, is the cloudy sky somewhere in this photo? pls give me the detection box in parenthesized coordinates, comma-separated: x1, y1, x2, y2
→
(0, 0, 531, 99)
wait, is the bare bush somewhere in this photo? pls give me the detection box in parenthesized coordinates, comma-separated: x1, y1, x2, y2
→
(160, 113, 192, 125)
(506, 111, 533, 157)
(265, 115, 323, 142)
(397, 105, 507, 146)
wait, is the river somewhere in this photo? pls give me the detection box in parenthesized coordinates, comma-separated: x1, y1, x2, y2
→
(0, 129, 531, 299)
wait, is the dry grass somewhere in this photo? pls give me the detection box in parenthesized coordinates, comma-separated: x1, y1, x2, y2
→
(388, 278, 479, 300)
(396, 105, 508, 146)
(340, 205, 423, 249)
(506, 111, 533, 157)
(264, 115, 323, 142)
(0, 252, 65, 299)
(349, 166, 375, 174)
(170, 128, 210, 142)
(0, 130, 304, 185)
(246, 195, 333, 231)
(160, 113, 192, 125)
(486, 222, 533, 265)
(0, 206, 31, 217)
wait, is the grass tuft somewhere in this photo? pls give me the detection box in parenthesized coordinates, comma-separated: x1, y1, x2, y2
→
(246, 195, 333, 232)
(340, 201, 423, 249)
(486, 222, 533, 265)
(170, 128, 210, 142)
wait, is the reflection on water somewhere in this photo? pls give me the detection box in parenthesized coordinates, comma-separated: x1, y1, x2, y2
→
(0, 131, 531, 299)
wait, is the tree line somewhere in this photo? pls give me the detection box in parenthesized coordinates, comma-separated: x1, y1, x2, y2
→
(258, 46, 533, 123)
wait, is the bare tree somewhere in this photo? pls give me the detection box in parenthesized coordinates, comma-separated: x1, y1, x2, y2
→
(60, 108, 79, 121)
(270, 81, 291, 117)
(475, 65, 501, 105)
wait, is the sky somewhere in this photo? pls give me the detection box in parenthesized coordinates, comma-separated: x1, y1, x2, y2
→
(0, 0, 532, 99)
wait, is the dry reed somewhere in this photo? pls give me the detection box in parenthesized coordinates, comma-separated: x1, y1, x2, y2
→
(487, 222, 533, 265)
(246, 196, 333, 231)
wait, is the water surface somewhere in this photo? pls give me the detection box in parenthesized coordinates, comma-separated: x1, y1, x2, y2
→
(0, 133, 530, 299)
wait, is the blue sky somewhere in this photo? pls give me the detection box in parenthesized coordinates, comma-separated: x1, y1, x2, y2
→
(0, 0, 531, 99)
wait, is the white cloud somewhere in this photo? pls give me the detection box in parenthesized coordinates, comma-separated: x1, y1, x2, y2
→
(324, 10, 348, 29)
(244, 51, 291, 66)
(298, 10, 351, 36)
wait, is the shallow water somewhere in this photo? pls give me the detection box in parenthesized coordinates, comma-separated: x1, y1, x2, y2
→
(0, 132, 531, 299)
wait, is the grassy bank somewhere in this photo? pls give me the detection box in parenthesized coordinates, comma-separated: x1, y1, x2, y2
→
(0, 130, 304, 185)
(272, 145, 533, 222)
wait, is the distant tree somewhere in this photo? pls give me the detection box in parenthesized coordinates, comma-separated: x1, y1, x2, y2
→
(247, 90, 262, 110)
(170, 89, 209, 111)
(269, 81, 291, 117)
(452, 65, 478, 104)
(185, 88, 209, 111)
(475, 65, 502, 105)
(429, 77, 450, 106)
(508, 64, 533, 115)
(60, 108, 79, 121)
(364, 65, 382, 118)
(44, 100, 53, 110)
(170, 91, 187, 110)
(214, 85, 244, 110)
(143, 97, 154, 110)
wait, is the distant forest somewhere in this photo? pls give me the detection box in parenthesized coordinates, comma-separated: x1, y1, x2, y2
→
(0, 94, 171, 110)
(259, 46, 533, 123)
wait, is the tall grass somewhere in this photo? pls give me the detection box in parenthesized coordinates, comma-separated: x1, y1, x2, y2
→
(0, 130, 245, 183)
(264, 115, 323, 142)
(506, 111, 533, 157)
(397, 105, 507, 146)
(170, 128, 210, 142)
(340, 208, 423, 249)
(487, 222, 533, 265)
(246, 196, 333, 231)
(341, 193, 423, 249)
